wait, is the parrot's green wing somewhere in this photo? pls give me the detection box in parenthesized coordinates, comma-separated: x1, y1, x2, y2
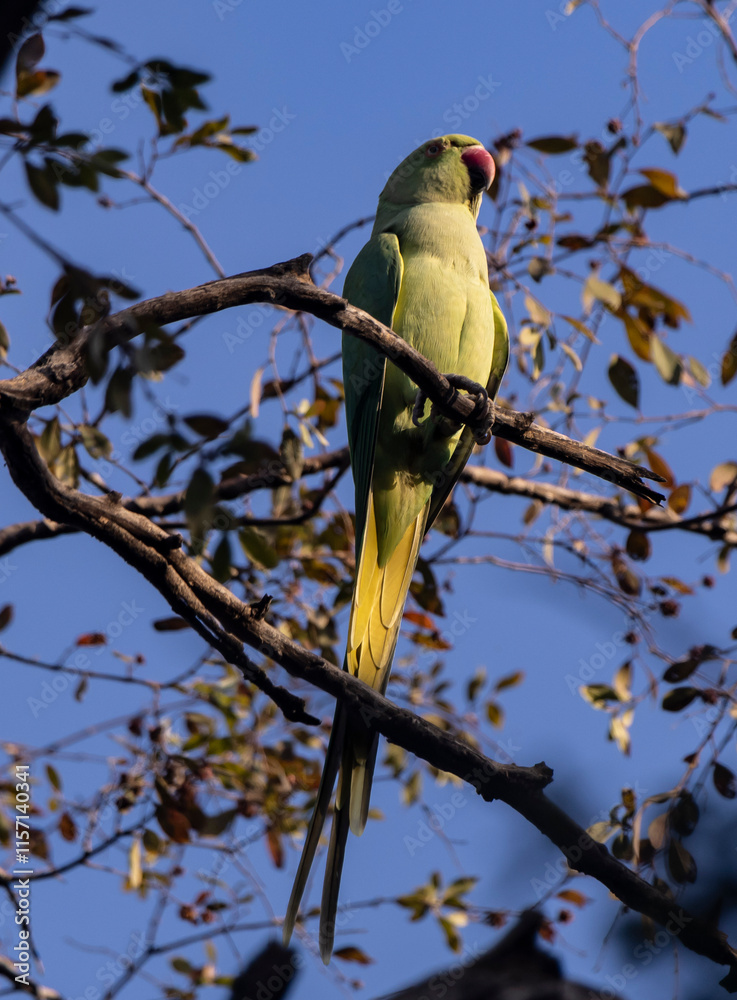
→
(426, 291, 509, 530)
(342, 232, 403, 551)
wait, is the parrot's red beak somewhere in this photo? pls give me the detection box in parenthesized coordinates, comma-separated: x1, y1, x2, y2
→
(461, 145, 495, 193)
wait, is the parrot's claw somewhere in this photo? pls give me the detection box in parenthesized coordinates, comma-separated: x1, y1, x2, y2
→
(442, 374, 494, 445)
(411, 388, 428, 428)
(412, 375, 494, 444)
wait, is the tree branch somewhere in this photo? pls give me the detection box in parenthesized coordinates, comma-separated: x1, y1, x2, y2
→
(462, 466, 737, 545)
(5, 448, 734, 564)
(0, 255, 666, 504)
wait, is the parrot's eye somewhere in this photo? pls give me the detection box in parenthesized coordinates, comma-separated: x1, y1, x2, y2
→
(425, 143, 443, 158)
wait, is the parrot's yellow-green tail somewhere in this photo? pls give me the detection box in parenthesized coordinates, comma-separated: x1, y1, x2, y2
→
(283, 497, 427, 962)
(344, 495, 428, 834)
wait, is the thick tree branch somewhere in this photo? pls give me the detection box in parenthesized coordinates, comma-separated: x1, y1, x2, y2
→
(0, 255, 666, 504)
(4, 449, 734, 563)
(0, 412, 735, 987)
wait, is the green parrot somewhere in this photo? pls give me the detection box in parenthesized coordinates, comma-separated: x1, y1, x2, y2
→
(283, 134, 509, 962)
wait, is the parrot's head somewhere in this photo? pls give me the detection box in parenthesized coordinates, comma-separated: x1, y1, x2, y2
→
(379, 135, 495, 217)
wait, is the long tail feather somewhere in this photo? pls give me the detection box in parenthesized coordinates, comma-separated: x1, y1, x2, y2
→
(282, 706, 346, 946)
(319, 792, 351, 964)
(286, 498, 428, 960)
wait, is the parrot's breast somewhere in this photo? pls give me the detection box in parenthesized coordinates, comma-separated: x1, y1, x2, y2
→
(371, 201, 496, 564)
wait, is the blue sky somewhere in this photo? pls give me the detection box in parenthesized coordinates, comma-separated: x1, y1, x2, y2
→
(1, 2, 736, 998)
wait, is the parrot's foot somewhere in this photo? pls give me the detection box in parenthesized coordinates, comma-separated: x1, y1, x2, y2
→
(412, 375, 494, 444)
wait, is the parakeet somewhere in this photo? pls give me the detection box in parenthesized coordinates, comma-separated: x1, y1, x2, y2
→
(283, 134, 509, 962)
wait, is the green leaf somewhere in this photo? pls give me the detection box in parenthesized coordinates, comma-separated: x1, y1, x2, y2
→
(88, 148, 129, 178)
(626, 530, 650, 562)
(687, 355, 710, 388)
(105, 367, 133, 417)
(654, 122, 686, 154)
(710, 461, 737, 493)
(650, 336, 682, 385)
(148, 340, 185, 373)
(528, 257, 553, 282)
(608, 355, 639, 408)
(0, 321, 10, 361)
(670, 792, 699, 836)
(79, 425, 112, 459)
(583, 140, 610, 189)
(16, 33, 45, 73)
(720, 330, 737, 386)
(580, 684, 619, 707)
(621, 185, 672, 211)
(486, 701, 504, 728)
(639, 168, 687, 200)
(28, 104, 57, 143)
(25, 160, 59, 210)
(133, 433, 171, 461)
(38, 417, 62, 462)
(560, 342, 582, 372)
(280, 427, 304, 481)
(713, 762, 736, 799)
(55, 444, 79, 486)
(527, 135, 578, 154)
(17, 70, 60, 98)
(212, 140, 256, 163)
(45, 763, 62, 791)
(525, 295, 551, 328)
(185, 467, 215, 522)
(333, 946, 374, 965)
(238, 527, 278, 570)
(210, 533, 232, 583)
(495, 670, 524, 692)
(667, 484, 691, 515)
(561, 315, 599, 343)
(623, 314, 651, 361)
(583, 275, 621, 313)
(661, 687, 700, 712)
(668, 837, 697, 883)
(184, 414, 229, 438)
